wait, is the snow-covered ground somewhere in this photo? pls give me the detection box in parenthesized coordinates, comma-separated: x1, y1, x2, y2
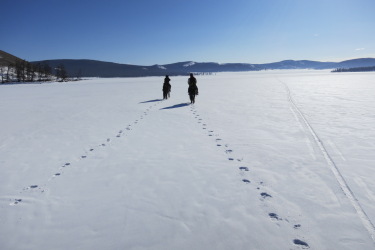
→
(1, 70, 374, 250)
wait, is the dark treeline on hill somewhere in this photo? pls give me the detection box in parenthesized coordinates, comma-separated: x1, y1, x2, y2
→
(332, 66, 375, 72)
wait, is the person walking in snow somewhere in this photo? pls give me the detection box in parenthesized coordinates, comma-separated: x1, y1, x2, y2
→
(162, 75, 171, 99)
(188, 73, 198, 104)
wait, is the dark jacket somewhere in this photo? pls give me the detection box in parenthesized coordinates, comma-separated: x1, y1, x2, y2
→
(188, 76, 198, 95)
(163, 76, 171, 92)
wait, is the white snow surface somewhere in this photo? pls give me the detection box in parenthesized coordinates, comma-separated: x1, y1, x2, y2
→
(156, 65, 166, 70)
(1, 70, 375, 250)
(183, 61, 196, 67)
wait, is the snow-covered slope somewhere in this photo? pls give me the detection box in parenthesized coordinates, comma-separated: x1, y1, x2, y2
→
(1, 71, 375, 249)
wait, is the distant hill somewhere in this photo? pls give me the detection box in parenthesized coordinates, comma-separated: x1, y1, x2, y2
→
(334, 58, 375, 68)
(0, 50, 23, 66)
(30, 60, 264, 77)
(3, 50, 375, 77)
(31, 58, 375, 77)
(258, 60, 335, 70)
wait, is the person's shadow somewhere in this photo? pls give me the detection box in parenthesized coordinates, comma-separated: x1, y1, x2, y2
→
(160, 103, 190, 110)
(139, 99, 163, 104)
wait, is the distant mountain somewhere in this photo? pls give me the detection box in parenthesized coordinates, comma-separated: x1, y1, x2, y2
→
(3, 49, 374, 80)
(258, 60, 336, 70)
(30, 58, 375, 77)
(334, 58, 375, 68)
(30, 60, 264, 77)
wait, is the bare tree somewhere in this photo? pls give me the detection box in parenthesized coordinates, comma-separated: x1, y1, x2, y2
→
(5, 63, 13, 82)
(56, 64, 68, 82)
(26, 62, 35, 82)
(0, 67, 3, 83)
(75, 69, 82, 81)
(43, 63, 52, 81)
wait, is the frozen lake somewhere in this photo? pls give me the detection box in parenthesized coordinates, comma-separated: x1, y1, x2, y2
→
(1, 70, 374, 249)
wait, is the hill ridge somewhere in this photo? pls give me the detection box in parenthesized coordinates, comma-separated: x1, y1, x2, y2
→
(2, 50, 375, 77)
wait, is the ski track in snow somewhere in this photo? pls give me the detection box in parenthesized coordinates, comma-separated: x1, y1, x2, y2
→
(280, 79, 375, 244)
(9, 99, 164, 206)
(189, 104, 310, 249)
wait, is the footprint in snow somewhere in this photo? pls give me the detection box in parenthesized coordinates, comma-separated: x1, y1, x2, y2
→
(90, 148, 94, 152)
(217, 144, 222, 147)
(63, 163, 71, 167)
(30, 185, 38, 189)
(293, 239, 309, 249)
(261, 192, 272, 199)
(81, 155, 87, 159)
(260, 192, 272, 198)
(294, 224, 301, 229)
(226, 149, 233, 154)
(228, 158, 234, 161)
(13, 199, 22, 204)
(239, 166, 249, 171)
(242, 179, 250, 183)
(269, 213, 282, 221)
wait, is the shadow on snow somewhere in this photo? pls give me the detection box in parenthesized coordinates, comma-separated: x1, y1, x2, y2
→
(160, 103, 190, 110)
(139, 99, 163, 104)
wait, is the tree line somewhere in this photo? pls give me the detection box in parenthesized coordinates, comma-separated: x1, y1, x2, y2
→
(1, 59, 78, 83)
(331, 66, 375, 73)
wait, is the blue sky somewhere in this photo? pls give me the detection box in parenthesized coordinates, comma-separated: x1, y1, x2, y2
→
(2, 0, 374, 65)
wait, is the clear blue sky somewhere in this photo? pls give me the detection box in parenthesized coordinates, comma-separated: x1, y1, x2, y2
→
(2, 0, 374, 65)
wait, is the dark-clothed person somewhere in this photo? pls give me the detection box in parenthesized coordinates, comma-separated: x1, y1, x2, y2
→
(163, 75, 171, 99)
(188, 73, 198, 104)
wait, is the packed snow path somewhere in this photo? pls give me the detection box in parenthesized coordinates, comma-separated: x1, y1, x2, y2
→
(1, 71, 375, 250)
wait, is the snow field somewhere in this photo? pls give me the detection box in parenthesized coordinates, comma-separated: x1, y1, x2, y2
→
(1, 71, 375, 249)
